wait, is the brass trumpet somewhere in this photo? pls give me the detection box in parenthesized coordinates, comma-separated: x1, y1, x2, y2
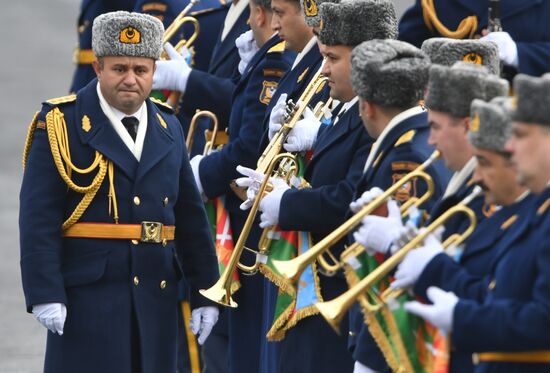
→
(186, 110, 228, 155)
(271, 150, 441, 288)
(200, 153, 298, 307)
(315, 186, 482, 333)
(256, 61, 328, 174)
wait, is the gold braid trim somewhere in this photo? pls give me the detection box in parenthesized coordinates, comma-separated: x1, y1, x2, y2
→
(380, 305, 415, 373)
(45, 107, 110, 230)
(22, 111, 40, 170)
(421, 0, 478, 39)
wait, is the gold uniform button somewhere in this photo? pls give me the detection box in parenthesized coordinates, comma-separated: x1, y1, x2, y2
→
(160, 280, 167, 289)
(488, 279, 496, 290)
(163, 197, 169, 206)
(133, 276, 140, 286)
(131, 239, 139, 245)
(133, 196, 141, 205)
(162, 239, 168, 247)
(348, 331, 356, 337)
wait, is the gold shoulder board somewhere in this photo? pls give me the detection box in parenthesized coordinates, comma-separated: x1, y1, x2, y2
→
(150, 97, 174, 112)
(394, 130, 416, 147)
(46, 94, 77, 105)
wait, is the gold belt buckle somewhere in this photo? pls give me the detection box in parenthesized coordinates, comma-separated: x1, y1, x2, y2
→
(141, 221, 163, 243)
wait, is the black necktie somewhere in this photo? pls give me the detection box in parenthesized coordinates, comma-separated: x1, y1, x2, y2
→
(121, 116, 139, 141)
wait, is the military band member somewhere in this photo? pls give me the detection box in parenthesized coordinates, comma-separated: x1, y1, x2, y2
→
(398, 0, 550, 77)
(20, 12, 220, 373)
(391, 97, 533, 372)
(190, 0, 293, 371)
(347, 39, 452, 373)
(406, 73, 550, 373)
(239, 1, 397, 372)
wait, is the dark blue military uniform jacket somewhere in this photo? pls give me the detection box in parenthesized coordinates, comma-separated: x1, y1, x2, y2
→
(19, 80, 219, 373)
(276, 102, 373, 373)
(349, 109, 452, 371)
(415, 193, 535, 372)
(452, 187, 550, 373)
(398, 0, 550, 76)
(181, 4, 250, 126)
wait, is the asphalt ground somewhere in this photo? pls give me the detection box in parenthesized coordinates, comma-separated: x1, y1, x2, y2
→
(0, 1, 412, 371)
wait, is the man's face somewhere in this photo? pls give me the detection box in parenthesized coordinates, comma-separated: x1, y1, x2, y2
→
(93, 56, 155, 114)
(506, 122, 550, 194)
(271, 0, 311, 52)
(472, 147, 518, 205)
(319, 43, 354, 102)
(428, 110, 471, 171)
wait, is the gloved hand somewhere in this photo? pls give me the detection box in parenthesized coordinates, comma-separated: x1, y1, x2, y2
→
(284, 107, 321, 152)
(190, 155, 205, 198)
(268, 93, 288, 140)
(391, 232, 443, 289)
(153, 43, 192, 93)
(190, 306, 219, 345)
(404, 286, 458, 333)
(236, 30, 259, 75)
(259, 177, 290, 228)
(32, 303, 67, 335)
(481, 31, 519, 67)
(353, 361, 380, 373)
(352, 199, 404, 255)
(235, 165, 266, 210)
(349, 187, 384, 213)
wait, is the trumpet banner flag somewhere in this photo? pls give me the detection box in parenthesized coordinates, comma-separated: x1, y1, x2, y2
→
(205, 196, 240, 293)
(343, 250, 449, 373)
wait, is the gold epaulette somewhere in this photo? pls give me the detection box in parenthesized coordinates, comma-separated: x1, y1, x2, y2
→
(394, 130, 416, 147)
(267, 41, 286, 54)
(150, 97, 174, 112)
(46, 94, 77, 105)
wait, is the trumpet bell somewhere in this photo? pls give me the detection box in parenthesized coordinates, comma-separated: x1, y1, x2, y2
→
(199, 281, 238, 308)
(315, 298, 345, 335)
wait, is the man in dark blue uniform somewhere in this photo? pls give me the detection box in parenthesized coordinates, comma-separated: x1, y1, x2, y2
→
(346, 39, 454, 373)
(405, 73, 550, 372)
(20, 12, 220, 373)
(189, 0, 294, 371)
(237, 1, 397, 372)
(398, 0, 550, 77)
(390, 97, 533, 372)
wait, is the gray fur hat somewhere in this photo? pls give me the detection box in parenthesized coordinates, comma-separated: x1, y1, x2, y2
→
(511, 73, 550, 126)
(421, 38, 500, 75)
(425, 62, 509, 118)
(301, 0, 339, 28)
(92, 11, 164, 59)
(318, 0, 397, 46)
(351, 39, 430, 108)
(469, 97, 512, 152)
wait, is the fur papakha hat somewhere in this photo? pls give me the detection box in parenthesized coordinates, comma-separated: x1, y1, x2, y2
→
(351, 39, 430, 108)
(511, 73, 550, 126)
(92, 11, 164, 60)
(425, 62, 509, 118)
(421, 37, 500, 75)
(469, 97, 513, 152)
(318, 0, 397, 46)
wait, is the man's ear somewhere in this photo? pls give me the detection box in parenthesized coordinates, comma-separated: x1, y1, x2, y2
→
(92, 60, 101, 78)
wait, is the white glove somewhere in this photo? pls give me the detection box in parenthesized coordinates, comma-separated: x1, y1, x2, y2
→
(32, 303, 67, 335)
(404, 286, 458, 333)
(268, 93, 288, 140)
(391, 232, 443, 289)
(190, 155, 205, 198)
(235, 165, 266, 210)
(153, 43, 192, 92)
(190, 306, 219, 345)
(259, 177, 290, 228)
(349, 187, 384, 213)
(353, 361, 380, 373)
(235, 30, 259, 75)
(284, 107, 321, 152)
(352, 199, 404, 255)
(481, 31, 519, 67)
